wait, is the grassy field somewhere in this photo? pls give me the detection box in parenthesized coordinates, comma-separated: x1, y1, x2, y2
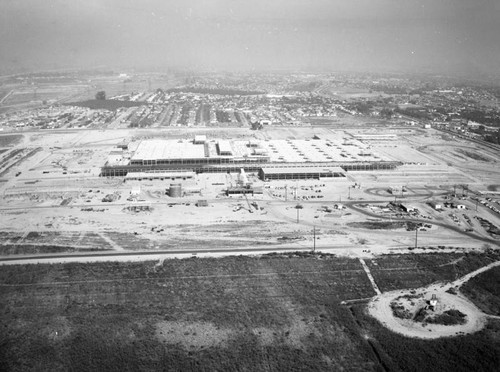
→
(0, 134, 23, 147)
(0, 252, 499, 371)
(366, 251, 498, 292)
(66, 99, 144, 111)
(461, 266, 500, 316)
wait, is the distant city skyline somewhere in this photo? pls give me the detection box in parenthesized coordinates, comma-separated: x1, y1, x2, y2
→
(1, 0, 499, 76)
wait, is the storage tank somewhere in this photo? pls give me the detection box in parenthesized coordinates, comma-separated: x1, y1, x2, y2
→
(169, 183, 182, 198)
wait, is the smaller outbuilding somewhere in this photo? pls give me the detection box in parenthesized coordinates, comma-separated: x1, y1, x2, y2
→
(194, 135, 207, 144)
(429, 201, 443, 210)
(196, 200, 209, 207)
(259, 166, 345, 181)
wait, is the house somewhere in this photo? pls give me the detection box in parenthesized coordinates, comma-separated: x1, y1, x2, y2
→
(429, 201, 442, 210)
(429, 294, 438, 310)
(400, 204, 417, 213)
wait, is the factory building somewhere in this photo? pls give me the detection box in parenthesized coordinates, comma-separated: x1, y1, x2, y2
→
(124, 171, 195, 182)
(101, 137, 401, 177)
(259, 166, 345, 180)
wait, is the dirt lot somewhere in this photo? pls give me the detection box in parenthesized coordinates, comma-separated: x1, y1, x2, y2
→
(0, 126, 499, 257)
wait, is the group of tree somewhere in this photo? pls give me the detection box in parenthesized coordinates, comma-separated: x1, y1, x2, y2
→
(379, 107, 394, 118)
(484, 128, 500, 145)
(394, 107, 431, 120)
(95, 91, 106, 100)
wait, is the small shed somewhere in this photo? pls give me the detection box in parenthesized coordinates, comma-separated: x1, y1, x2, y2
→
(429, 201, 442, 210)
(196, 200, 209, 207)
(429, 294, 438, 308)
(130, 185, 141, 196)
(194, 135, 207, 144)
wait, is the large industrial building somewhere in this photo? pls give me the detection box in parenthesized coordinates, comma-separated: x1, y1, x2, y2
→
(101, 136, 401, 179)
(259, 166, 345, 180)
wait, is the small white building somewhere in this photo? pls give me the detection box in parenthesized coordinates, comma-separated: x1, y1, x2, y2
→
(194, 135, 207, 144)
(429, 201, 442, 210)
(130, 185, 141, 196)
(429, 294, 438, 308)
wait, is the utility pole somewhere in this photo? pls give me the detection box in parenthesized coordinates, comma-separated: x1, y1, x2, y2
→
(313, 226, 316, 252)
(415, 227, 418, 249)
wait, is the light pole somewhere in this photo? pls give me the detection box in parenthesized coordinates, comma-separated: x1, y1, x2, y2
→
(313, 226, 316, 252)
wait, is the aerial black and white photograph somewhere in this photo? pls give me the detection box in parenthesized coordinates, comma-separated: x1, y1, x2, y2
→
(0, 0, 499, 371)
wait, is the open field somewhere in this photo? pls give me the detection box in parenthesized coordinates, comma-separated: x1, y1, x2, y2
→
(0, 134, 23, 147)
(461, 266, 500, 316)
(67, 99, 145, 111)
(1, 252, 500, 371)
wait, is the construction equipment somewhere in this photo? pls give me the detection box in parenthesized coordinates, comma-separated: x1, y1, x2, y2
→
(243, 193, 253, 213)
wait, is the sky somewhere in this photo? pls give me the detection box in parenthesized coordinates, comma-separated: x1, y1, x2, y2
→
(0, 0, 499, 75)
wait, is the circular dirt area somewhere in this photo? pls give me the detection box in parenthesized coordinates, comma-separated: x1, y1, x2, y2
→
(367, 285, 487, 339)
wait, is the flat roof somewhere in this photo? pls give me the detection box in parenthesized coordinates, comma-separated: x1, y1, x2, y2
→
(125, 171, 195, 179)
(132, 140, 206, 161)
(217, 140, 232, 154)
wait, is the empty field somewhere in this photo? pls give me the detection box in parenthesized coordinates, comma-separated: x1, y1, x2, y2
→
(366, 252, 497, 292)
(0, 134, 23, 147)
(1, 252, 499, 371)
(461, 266, 500, 316)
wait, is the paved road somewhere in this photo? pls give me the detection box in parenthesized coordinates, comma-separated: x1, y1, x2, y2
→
(348, 202, 500, 246)
(0, 244, 380, 265)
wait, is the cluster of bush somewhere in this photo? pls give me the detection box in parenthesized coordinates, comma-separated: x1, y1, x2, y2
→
(426, 309, 467, 325)
(390, 301, 412, 319)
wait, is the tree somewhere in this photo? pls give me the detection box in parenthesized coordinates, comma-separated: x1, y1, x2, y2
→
(380, 107, 394, 118)
(95, 91, 106, 100)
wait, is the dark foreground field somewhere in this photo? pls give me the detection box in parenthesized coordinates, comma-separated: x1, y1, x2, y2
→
(462, 266, 500, 316)
(1, 251, 499, 371)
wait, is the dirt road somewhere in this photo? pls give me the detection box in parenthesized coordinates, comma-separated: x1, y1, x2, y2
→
(367, 260, 500, 339)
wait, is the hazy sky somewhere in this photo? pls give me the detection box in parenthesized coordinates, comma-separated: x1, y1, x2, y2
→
(1, 0, 499, 75)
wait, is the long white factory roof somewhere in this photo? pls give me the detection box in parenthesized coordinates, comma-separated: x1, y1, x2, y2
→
(127, 138, 388, 163)
(132, 140, 206, 160)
